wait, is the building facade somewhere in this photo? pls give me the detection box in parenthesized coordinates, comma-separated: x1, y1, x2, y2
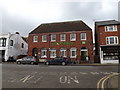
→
(95, 20, 120, 64)
(28, 20, 94, 63)
(0, 32, 28, 62)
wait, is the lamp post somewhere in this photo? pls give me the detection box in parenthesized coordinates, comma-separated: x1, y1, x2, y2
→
(118, 47, 120, 63)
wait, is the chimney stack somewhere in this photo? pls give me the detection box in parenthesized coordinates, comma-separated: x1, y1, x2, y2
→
(15, 32, 20, 34)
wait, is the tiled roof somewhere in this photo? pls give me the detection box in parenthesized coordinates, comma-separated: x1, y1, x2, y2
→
(95, 20, 120, 26)
(30, 20, 92, 34)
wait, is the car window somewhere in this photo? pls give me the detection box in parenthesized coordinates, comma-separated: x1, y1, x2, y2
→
(22, 57, 26, 60)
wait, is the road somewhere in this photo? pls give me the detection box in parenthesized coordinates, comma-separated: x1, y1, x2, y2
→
(2, 63, 119, 89)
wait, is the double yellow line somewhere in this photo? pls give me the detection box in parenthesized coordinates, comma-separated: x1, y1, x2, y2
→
(97, 73, 119, 90)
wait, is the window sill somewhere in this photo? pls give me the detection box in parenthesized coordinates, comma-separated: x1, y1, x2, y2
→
(70, 56, 77, 58)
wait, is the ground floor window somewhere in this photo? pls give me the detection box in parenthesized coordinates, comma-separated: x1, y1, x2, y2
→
(70, 47, 77, 58)
(60, 48, 66, 57)
(32, 47, 91, 60)
(41, 48, 47, 58)
(50, 48, 56, 58)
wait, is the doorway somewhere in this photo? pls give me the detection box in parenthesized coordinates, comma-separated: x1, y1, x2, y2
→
(80, 47, 88, 61)
(0, 50, 5, 62)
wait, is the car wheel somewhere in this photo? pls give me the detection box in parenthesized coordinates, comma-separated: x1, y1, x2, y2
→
(62, 62, 66, 66)
(31, 62, 34, 65)
(46, 62, 49, 65)
(17, 61, 21, 65)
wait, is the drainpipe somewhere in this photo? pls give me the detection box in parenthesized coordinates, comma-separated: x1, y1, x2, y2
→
(118, 48, 120, 63)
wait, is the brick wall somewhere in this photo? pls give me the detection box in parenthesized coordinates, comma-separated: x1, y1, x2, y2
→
(28, 31, 94, 62)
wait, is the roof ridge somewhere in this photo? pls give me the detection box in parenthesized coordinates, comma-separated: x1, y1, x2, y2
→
(41, 20, 83, 25)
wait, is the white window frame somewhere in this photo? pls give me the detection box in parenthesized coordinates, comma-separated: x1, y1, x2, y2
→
(81, 33, 86, 40)
(60, 34, 66, 41)
(70, 47, 77, 58)
(106, 36, 118, 45)
(41, 48, 47, 58)
(60, 48, 67, 57)
(105, 25, 117, 32)
(50, 48, 56, 58)
(42, 35, 47, 42)
(70, 33, 76, 41)
(33, 36, 38, 42)
(51, 34, 56, 42)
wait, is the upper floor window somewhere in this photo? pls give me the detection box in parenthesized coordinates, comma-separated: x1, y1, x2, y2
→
(33, 36, 38, 42)
(60, 34, 66, 41)
(106, 36, 118, 45)
(105, 25, 117, 32)
(51, 34, 56, 42)
(10, 40, 13, 46)
(70, 33, 76, 41)
(81, 33, 86, 40)
(21, 43, 24, 48)
(42, 35, 47, 42)
(0, 38, 7, 47)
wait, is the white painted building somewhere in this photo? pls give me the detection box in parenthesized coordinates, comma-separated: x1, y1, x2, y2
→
(0, 32, 28, 62)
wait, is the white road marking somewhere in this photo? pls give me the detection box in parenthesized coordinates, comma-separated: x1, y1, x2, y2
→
(70, 72, 78, 75)
(33, 76, 43, 84)
(19, 75, 34, 83)
(8, 79, 17, 82)
(59, 76, 67, 84)
(59, 75, 79, 84)
(100, 72, 110, 75)
(90, 72, 99, 75)
(79, 72, 87, 75)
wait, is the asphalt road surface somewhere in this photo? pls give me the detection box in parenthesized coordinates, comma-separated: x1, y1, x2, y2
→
(2, 63, 119, 88)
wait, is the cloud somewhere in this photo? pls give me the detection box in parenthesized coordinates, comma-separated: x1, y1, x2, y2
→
(1, 0, 118, 37)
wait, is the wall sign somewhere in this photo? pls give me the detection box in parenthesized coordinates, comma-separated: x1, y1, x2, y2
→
(52, 42, 74, 45)
(82, 41, 86, 44)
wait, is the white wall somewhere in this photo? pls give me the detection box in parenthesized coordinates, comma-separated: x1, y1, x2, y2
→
(7, 34, 28, 60)
(101, 60, 119, 64)
(0, 33, 28, 61)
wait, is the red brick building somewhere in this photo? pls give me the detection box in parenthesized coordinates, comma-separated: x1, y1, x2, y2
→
(95, 20, 120, 64)
(28, 20, 94, 63)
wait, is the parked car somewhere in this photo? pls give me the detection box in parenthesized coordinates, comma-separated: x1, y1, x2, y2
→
(16, 56, 38, 65)
(7, 56, 16, 62)
(45, 57, 70, 65)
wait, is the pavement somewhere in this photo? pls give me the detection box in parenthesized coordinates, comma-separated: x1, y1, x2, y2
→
(2, 62, 120, 66)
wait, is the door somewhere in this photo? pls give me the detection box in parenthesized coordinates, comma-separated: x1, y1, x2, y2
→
(80, 47, 88, 61)
(0, 50, 5, 62)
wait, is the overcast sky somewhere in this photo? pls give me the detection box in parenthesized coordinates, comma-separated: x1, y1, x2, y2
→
(0, 0, 119, 37)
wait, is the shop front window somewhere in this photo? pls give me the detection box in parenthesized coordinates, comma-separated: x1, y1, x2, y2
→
(103, 52, 119, 60)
